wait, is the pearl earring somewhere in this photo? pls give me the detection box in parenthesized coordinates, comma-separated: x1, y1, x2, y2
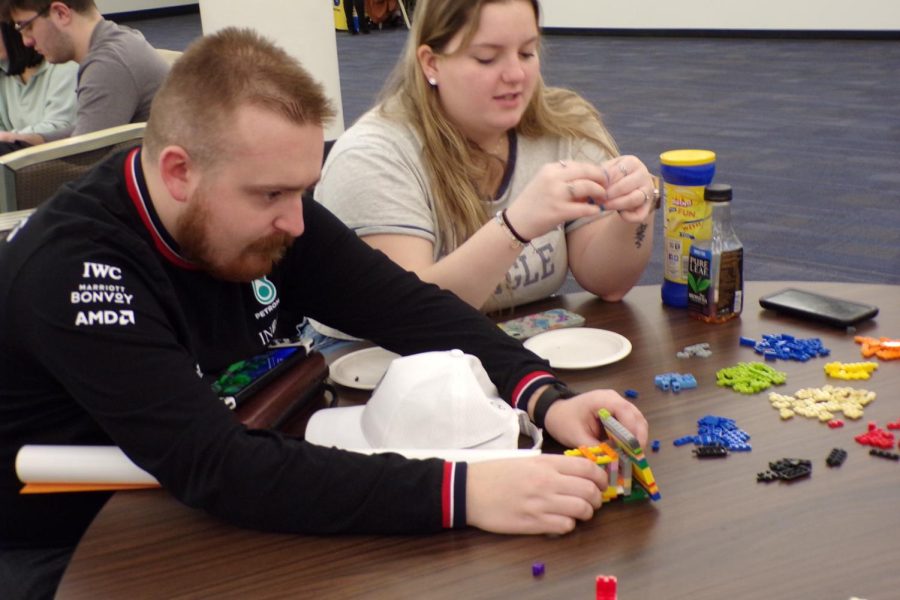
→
(428, 77, 437, 86)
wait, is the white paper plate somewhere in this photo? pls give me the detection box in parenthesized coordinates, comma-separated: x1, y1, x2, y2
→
(523, 328, 632, 369)
(329, 347, 400, 390)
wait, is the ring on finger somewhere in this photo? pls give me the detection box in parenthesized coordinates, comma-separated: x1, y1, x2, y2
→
(618, 164, 628, 177)
(641, 189, 650, 205)
(567, 182, 577, 199)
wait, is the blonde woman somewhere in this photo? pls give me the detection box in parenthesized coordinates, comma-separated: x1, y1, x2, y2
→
(314, 0, 655, 329)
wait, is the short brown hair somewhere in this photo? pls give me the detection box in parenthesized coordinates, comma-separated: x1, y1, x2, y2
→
(143, 27, 334, 166)
(5, 0, 97, 15)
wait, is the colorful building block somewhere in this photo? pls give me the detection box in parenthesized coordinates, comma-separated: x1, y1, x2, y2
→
(654, 372, 697, 393)
(598, 409, 660, 501)
(758, 458, 812, 483)
(673, 415, 751, 452)
(824, 361, 878, 380)
(854, 335, 900, 360)
(565, 443, 622, 502)
(826, 448, 847, 467)
(716, 362, 786, 394)
(869, 449, 900, 461)
(693, 445, 728, 458)
(741, 333, 831, 362)
(677, 342, 712, 358)
(854, 423, 895, 449)
(769, 385, 875, 422)
(596, 575, 617, 600)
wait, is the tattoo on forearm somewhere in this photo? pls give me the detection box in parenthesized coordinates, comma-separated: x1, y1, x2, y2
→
(634, 223, 648, 249)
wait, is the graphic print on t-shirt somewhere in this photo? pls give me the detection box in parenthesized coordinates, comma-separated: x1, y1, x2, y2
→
(251, 276, 280, 345)
(70, 261, 137, 327)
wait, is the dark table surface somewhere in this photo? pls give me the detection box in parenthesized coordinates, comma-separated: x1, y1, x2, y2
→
(57, 282, 900, 600)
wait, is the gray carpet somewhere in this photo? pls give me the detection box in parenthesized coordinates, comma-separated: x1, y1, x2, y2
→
(123, 12, 900, 287)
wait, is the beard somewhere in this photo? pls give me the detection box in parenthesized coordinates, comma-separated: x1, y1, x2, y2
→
(176, 190, 294, 282)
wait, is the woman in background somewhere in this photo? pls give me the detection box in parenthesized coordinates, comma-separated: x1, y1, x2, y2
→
(315, 0, 656, 318)
(0, 21, 76, 154)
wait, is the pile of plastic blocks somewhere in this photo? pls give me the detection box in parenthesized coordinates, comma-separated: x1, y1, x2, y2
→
(854, 336, 900, 360)
(757, 458, 811, 482)
(654, 372, 697, 393)
(716, 362, 786, 394)
(824, 361, 878, 380)
(739, 333, 830, 362)
(676, 342, 712, 359)
(673, 415, 751, 452)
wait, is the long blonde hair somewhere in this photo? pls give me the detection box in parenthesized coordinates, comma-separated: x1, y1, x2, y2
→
(378, 0, 619, 254)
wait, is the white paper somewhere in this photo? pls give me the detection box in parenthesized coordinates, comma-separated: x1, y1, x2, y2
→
(16, 445, 158, 485)
(15, 445, 539, 487)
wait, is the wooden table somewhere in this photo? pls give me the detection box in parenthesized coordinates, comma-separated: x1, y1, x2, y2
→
(57, 282, 900, 600)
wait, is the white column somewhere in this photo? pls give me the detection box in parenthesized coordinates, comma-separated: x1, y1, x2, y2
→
(540, 0, 900, 31)
(198, 0, 345, 141)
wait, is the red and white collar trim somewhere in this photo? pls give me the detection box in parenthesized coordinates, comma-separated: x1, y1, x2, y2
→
(124, 147, 198, 270)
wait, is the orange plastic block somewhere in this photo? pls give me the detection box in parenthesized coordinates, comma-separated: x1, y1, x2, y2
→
(565, 444, 623, 502)
(854, 336, 900, 360)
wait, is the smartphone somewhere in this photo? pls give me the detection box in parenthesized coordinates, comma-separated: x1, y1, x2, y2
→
(212, 347, 306, 409)
(758, 288, 878, 328)
(498, 308, 586, 340)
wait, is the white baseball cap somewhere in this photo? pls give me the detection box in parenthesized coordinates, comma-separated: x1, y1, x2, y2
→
(305, 349, 541, 451)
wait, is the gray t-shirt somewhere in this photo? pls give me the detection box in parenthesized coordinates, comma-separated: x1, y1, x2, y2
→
(315, 108, 612, 312)
(45, 19, 170, 141)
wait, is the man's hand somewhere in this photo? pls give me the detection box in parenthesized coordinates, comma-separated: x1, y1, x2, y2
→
(543, 390, 649, 450)
(0, 131, 43, 146)
(466, 454, 606, 535)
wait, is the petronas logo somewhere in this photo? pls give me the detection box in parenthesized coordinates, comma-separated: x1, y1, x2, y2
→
(252, 277, 277, 306)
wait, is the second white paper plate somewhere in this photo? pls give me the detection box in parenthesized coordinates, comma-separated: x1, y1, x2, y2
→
(523, 328, 632, 369)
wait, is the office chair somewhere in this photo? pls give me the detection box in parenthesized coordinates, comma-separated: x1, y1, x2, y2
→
(0, 122, 146, 213)
(0, 208, 34, 241)
(155, 48, 182, 66)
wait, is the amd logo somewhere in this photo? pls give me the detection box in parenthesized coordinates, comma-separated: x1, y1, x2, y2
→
(74, 310, 136, 326)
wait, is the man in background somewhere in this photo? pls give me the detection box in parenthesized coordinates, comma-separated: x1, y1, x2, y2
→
(6, 0, 169, 140)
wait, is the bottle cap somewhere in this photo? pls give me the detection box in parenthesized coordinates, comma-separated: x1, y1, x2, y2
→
(705, 183, 732, 202)
(659, 149, 716, 167)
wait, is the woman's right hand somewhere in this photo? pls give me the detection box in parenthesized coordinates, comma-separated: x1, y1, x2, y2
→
(503, 160, 610, 241)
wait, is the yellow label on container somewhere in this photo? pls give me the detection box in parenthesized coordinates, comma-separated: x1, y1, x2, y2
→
(663, 183, 712, 284)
